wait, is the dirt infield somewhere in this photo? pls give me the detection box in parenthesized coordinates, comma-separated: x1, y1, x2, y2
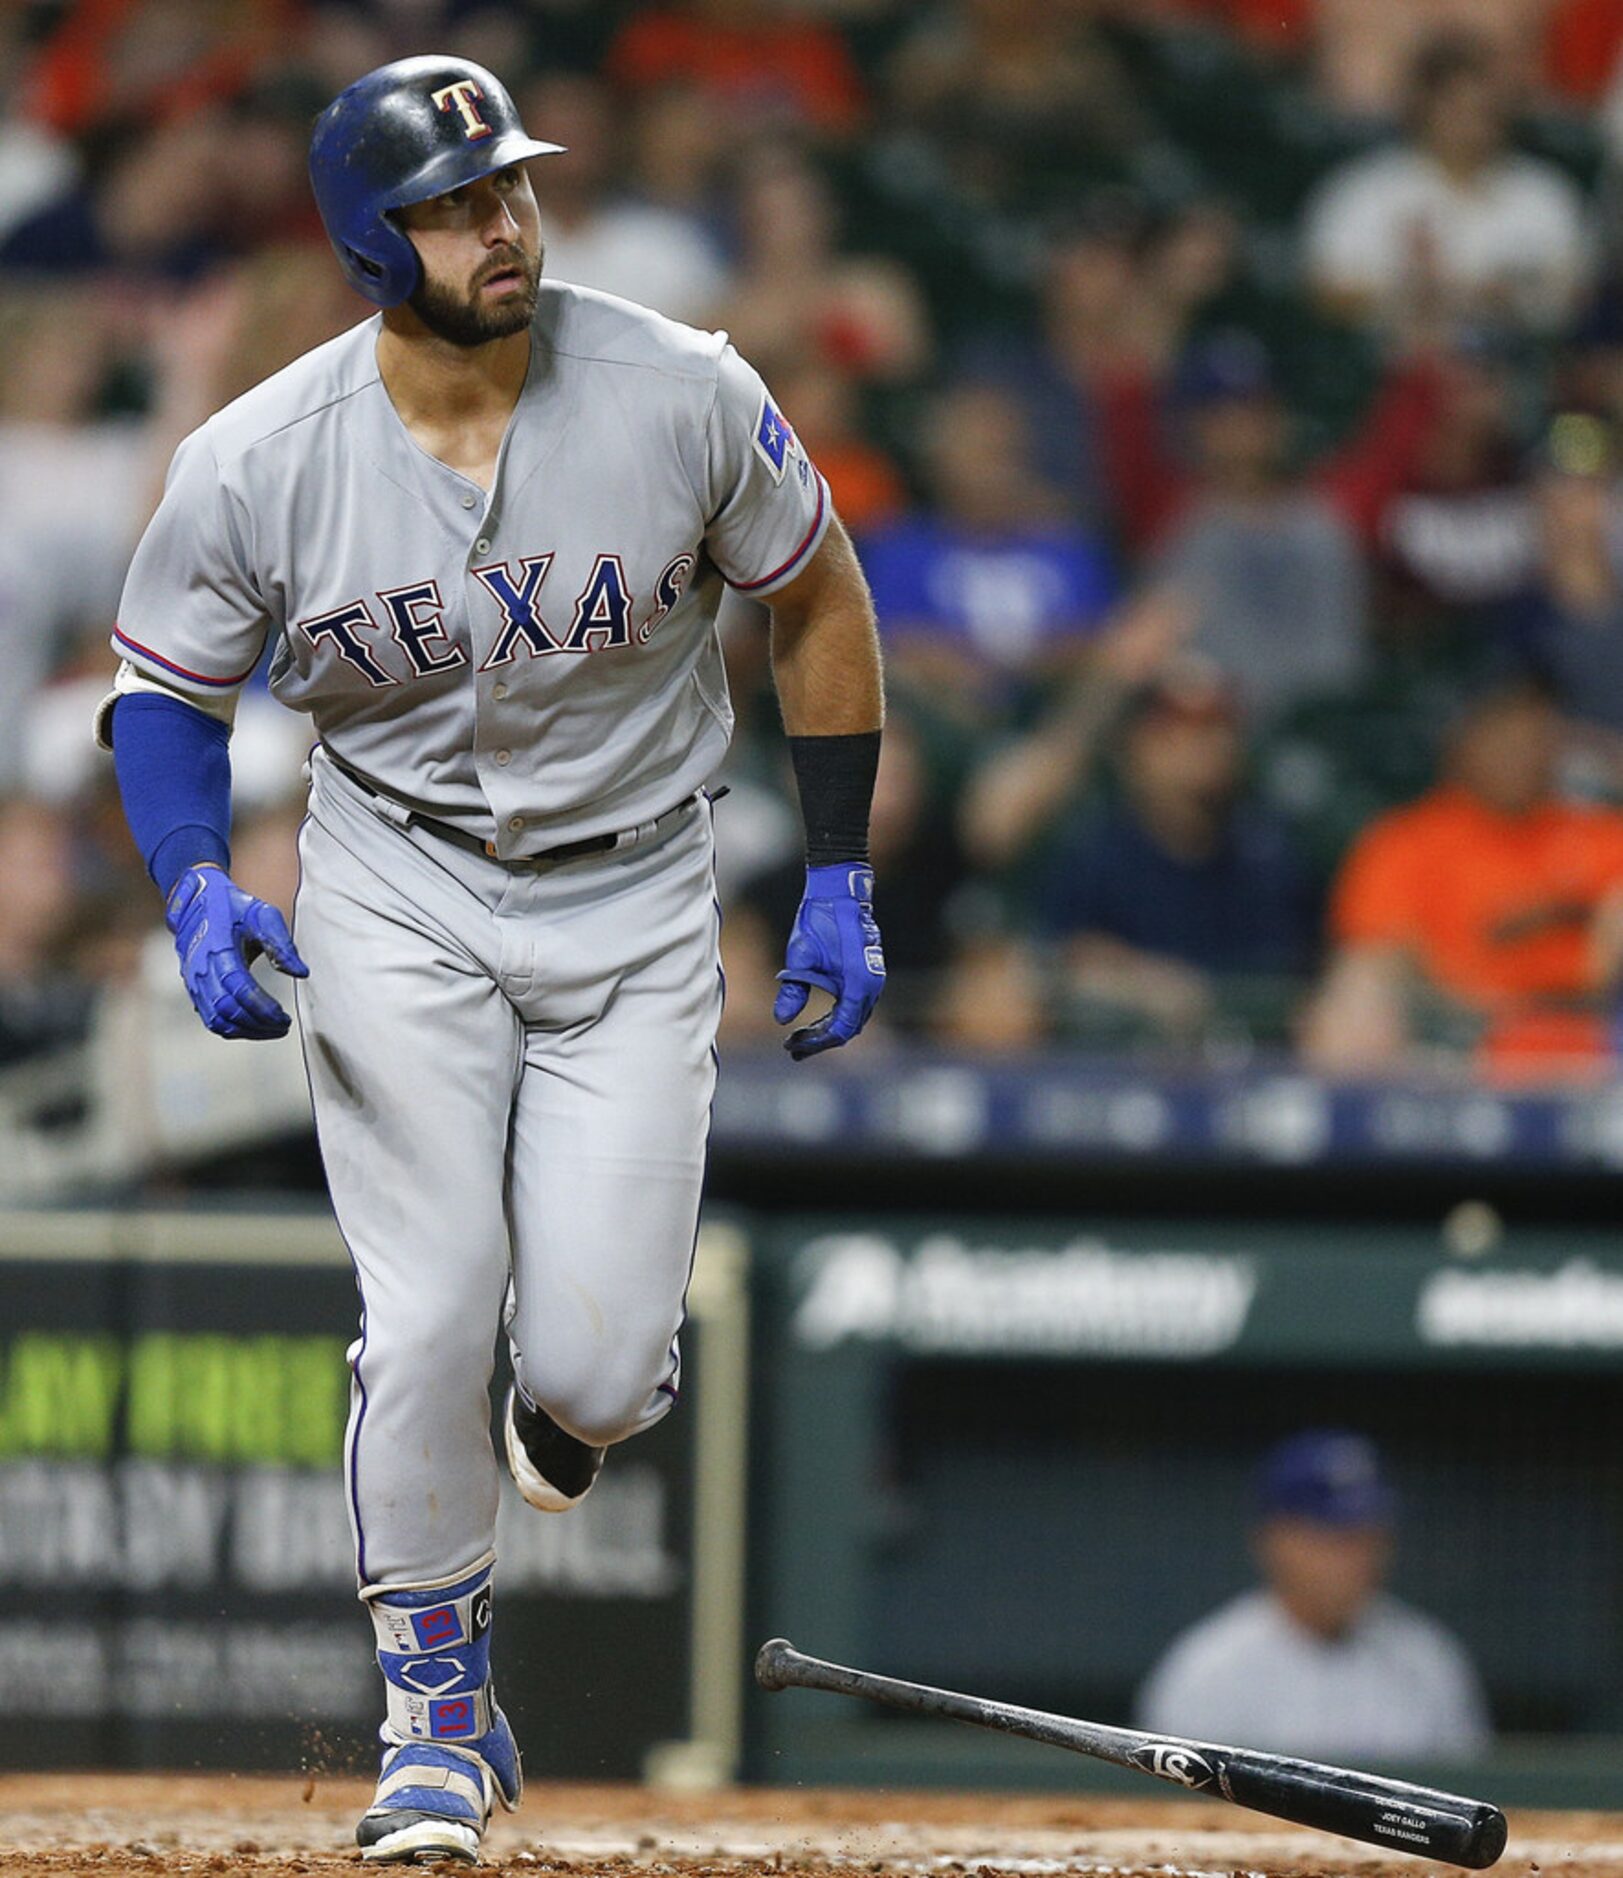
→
(1, 1778, 1620, 1878)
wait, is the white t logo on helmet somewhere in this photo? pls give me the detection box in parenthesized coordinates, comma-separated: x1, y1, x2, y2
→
(432, 79, 493, 140)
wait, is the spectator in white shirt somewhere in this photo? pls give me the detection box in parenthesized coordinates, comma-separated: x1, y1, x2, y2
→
(1136, 1430, 1491, 1764)
(1305, 32, 1589, 337)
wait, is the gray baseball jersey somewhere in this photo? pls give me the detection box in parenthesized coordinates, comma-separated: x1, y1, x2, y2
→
(113, 280, 830, 852)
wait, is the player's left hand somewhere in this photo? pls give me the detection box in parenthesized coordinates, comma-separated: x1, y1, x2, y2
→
(164, 863, 310, 1040)
(774, 863, 886, 1060)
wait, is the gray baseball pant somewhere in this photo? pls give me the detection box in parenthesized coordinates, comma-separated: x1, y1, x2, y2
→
(293, 753, 721, 1589)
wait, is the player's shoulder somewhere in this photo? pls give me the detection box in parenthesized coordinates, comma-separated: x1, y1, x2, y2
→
(193, 316, 383, 468)
(537, 279, 727, 385)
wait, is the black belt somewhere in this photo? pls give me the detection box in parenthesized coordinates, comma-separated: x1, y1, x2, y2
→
(324, 748, 696, 868)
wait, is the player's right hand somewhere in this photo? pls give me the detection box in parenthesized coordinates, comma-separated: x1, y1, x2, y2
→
(164, 863, 309, 1040)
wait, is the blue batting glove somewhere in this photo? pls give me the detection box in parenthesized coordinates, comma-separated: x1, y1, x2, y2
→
(164, 863, 309, 1041)
(774, 862, 886, 1061)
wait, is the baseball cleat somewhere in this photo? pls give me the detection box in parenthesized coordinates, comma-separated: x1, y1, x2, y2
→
(358, 1812, 480, 1865)
(356, 1720, 520, 1864)
(504, 1385, 605, 1511)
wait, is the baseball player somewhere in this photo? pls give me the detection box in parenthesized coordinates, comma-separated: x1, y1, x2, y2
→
(102, 56, 885, 1864)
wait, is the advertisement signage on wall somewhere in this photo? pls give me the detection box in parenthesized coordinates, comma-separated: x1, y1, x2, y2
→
(785, 1222, 1623, 1364)
(0, 1213, 747, 1779)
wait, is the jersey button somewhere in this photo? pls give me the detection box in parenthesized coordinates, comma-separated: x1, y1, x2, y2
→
(460, 494, 476, 510)
(475, 537, 491, 554)
(492, 682, 509, 700)
(495, 749, 512, 766)
(508, 816, 526, 833)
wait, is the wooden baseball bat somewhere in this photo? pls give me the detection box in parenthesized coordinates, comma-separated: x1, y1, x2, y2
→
(755, 1639, 1506, 1868)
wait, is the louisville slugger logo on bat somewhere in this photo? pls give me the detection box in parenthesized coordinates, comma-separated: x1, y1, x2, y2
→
(1130, 1742, 1217, 1790)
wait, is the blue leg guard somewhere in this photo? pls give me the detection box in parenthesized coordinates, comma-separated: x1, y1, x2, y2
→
(357, 1566, 521, 1864)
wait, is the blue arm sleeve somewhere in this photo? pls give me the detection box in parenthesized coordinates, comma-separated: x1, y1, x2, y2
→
(110, 693, 232, 900)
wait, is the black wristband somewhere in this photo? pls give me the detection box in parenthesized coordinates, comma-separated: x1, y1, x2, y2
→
(787, 730, 881, 867)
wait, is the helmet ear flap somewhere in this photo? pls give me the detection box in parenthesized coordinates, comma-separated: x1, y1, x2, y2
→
(333, 216, 420, 306)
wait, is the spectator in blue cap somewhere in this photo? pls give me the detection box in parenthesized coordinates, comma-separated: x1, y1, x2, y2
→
(1135, 1430, 1490, 1763)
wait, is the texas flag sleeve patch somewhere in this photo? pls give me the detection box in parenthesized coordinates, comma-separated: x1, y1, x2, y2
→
(752, 393, 798, 484)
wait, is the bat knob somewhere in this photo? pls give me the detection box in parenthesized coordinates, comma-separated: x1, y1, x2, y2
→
(755, 1638, 797, 1691)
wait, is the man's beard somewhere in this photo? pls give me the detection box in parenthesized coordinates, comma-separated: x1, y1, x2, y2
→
(408, 241, 543, 349)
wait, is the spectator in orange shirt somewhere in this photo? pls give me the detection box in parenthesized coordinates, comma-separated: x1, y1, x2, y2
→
(1302, 679, 1623, 1078)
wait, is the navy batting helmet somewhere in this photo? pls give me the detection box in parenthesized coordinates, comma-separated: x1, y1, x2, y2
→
(309, 56, 562, 307)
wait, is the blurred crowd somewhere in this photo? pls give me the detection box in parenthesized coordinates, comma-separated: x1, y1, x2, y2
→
(11, 0, 1623, 1089)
